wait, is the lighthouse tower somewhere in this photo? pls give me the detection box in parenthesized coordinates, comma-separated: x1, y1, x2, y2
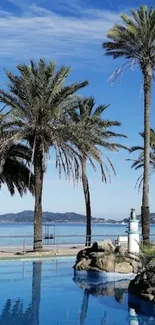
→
(128, 209, 139, 255)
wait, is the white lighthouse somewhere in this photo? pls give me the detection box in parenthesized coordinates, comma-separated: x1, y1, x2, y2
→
(128, 209, 140, 255)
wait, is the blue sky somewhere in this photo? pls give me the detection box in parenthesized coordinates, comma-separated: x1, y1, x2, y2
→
(0, 0, 155, 219)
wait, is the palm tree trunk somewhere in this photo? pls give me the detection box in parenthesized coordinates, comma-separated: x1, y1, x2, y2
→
(81, 157, 92, 247)
(141, 64, 152, 245)
(33, 142, 44, 251)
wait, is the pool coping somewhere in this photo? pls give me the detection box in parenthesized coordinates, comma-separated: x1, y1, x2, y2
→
(0, 245, 83, 261)
(0, 253, 77, 262)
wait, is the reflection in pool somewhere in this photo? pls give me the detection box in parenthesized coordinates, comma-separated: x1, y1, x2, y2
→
(74, 271, 155, 325)
(0, 258, 154, 324)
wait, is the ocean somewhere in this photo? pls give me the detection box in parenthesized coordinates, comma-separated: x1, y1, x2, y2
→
(0, 222, 155, 247)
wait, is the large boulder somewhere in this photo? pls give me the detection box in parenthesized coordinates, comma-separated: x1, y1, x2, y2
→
(92, 239, 115, 253)
(115, 246, 126, 256)
(88, 252, 105, 259)
(76, 247, 92, 261)
(115, 262, 133, 274)
(94, 255, 116, 272)
(74, 258, 91, 271)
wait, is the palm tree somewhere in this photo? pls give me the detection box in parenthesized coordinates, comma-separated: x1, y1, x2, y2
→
(128, 129, 155, 191)
(70, 97, 126, 246)
(103, 6, 155, 244)
(0, 59, 90, 251)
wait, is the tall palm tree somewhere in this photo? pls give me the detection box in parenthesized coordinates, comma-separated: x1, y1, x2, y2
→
(128, 129, 155, 191)
(103, 6, 155, 244)
(70, 97, 126, 246)
(0, 59, 90, 251)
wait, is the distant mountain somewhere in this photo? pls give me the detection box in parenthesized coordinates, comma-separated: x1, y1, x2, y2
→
(0, 210, 106, 223)
(0, 210, 155, 224)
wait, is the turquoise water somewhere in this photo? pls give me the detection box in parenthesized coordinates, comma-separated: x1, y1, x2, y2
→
(0, 258, 153, 325)
(0, 223, 155, 246)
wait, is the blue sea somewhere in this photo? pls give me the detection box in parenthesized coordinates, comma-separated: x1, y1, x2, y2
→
(0, 222, 155, 246)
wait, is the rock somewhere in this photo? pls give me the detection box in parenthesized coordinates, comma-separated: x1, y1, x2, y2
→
(94, 255, 116, 272)
(74, 240, 139, 274)
(146, 287, 155, 295)
(76, 247, 93, 261)
(88, 252, 105, 259)
(140, 293, 154, 301)
(76, 249, 87, 261)
(128, 253, 140, 262)
(115, 246, 126, 256)
(92, 239, 115, 253)
(124, 257, 141, 273)
(115, 262, 133, 274)
(74, 258, 91, 271)
(130, 260, 140, 273)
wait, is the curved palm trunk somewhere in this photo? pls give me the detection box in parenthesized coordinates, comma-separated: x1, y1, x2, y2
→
(81, 157, 92, 247)
(33, 142, 44, 251)
(141, 65, 152, 245)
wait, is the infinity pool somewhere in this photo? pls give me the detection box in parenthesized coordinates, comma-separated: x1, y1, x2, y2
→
(0, 258, 153, 325)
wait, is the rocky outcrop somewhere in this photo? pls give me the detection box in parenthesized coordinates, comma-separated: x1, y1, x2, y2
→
(73, 240, 140, 274)
(92, 239, 115, 253)
(128, 261, 155, 301)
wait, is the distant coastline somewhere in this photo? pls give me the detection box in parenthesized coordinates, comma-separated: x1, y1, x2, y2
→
(0, 210, 122, 224)
(0, 210, 155, 224)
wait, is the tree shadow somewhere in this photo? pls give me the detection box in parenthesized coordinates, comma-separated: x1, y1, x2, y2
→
(0, 261, 42, 325)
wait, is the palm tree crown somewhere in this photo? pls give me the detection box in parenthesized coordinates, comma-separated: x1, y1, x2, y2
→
(0, 58, 91, 251)
(72, 97, 126, 180)
(103, 6, 155, 73)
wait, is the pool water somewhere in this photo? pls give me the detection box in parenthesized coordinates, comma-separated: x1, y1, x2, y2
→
(0, 258, 154, 325)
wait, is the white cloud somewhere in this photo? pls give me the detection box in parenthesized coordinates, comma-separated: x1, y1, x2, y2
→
(0, 9, 11, 17)
(0, 2, 122, 67)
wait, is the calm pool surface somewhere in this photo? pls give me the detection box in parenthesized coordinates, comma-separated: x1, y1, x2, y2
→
(0, 258, 154, 325)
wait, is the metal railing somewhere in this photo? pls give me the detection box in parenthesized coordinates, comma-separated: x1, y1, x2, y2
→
(0, 232, 154, 254)
(0, 233, 120, 253)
